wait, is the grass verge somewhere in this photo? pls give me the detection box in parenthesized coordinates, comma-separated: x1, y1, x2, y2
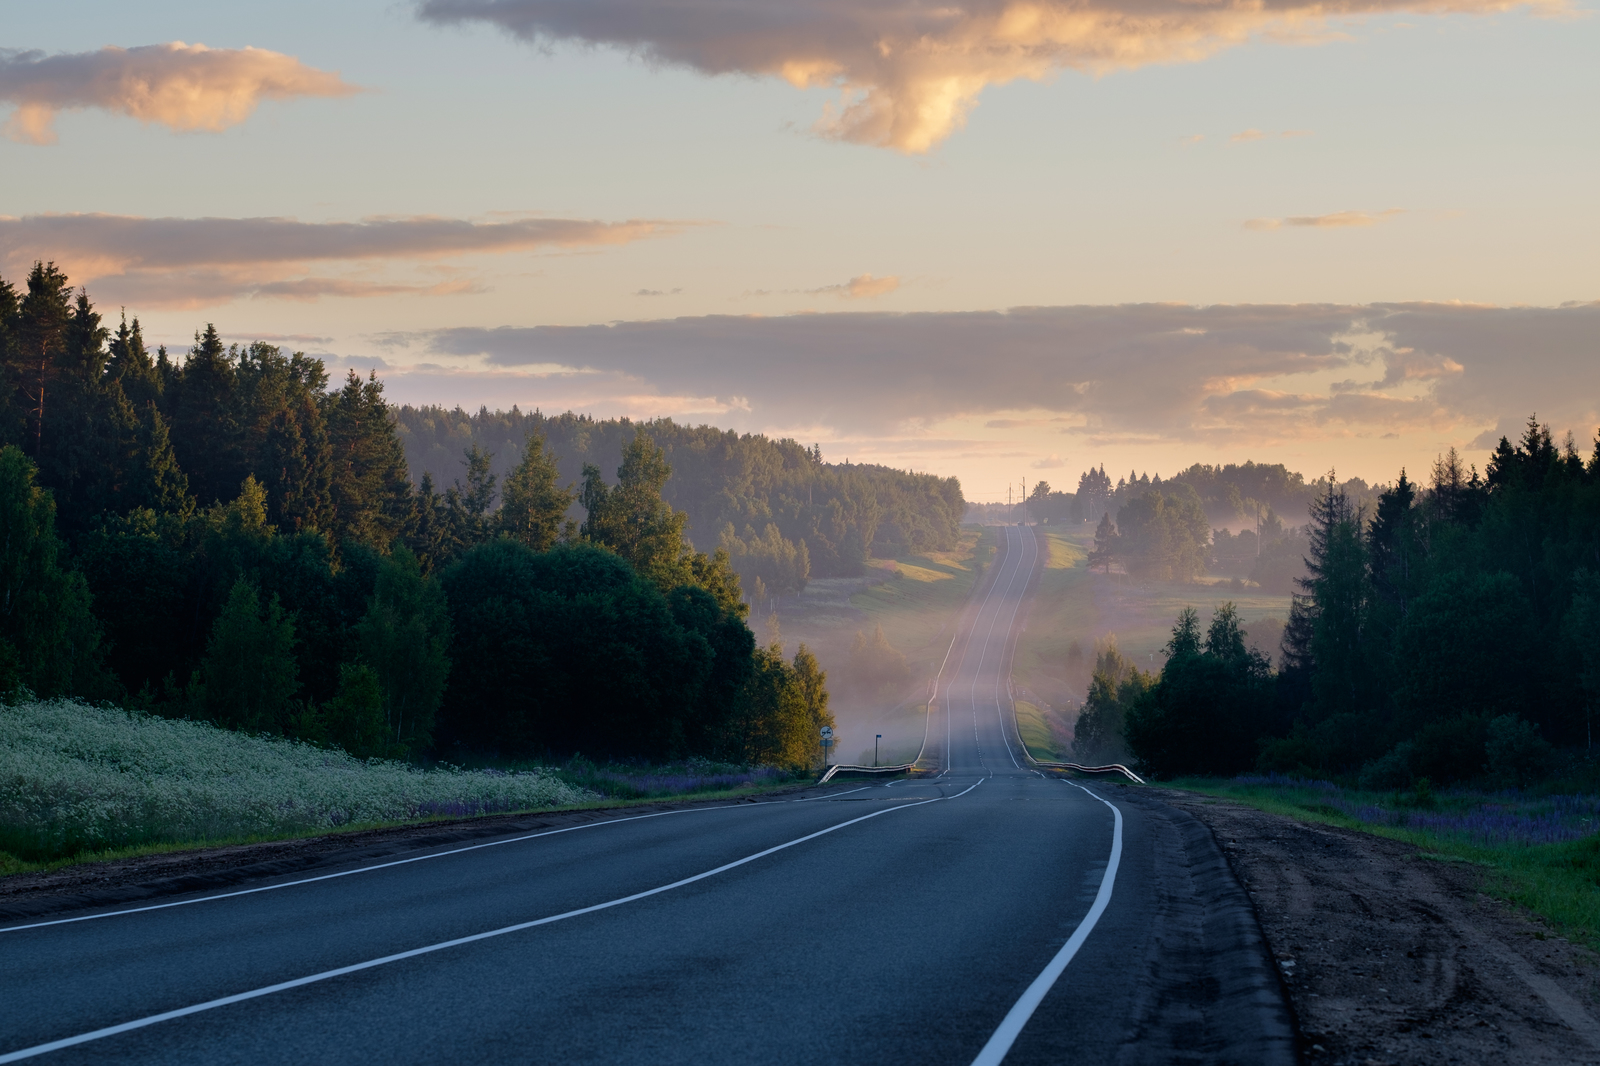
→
(0, 698, 811, 880)
(1162, 775, 1600, 949)
(1015, 700, 1067, 761)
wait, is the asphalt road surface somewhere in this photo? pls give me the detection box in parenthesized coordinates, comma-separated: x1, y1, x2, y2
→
(1, 526, 1295, 1065)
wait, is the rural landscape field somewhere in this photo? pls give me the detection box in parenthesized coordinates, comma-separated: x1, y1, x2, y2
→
(3, 1, 1598, 1063)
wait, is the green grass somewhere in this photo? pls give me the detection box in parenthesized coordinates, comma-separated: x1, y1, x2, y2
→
(1164, 776, 1600, 949)
(1014, 700, 1066, 761)
(850, 527, 994, 676)
(0, 778, 807, 881)
(1013, 526, 1292, 706)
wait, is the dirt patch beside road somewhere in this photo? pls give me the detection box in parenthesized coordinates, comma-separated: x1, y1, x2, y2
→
(1163, 790, 1600, 1065)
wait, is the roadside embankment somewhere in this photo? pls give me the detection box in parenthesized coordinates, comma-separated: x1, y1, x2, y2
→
(1163, 789, 1600, 1065)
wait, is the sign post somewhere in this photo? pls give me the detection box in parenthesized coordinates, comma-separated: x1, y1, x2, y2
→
(820, 725, 834, 767)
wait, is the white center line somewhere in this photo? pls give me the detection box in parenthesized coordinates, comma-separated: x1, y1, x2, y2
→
(969, 782, 1124, 1066)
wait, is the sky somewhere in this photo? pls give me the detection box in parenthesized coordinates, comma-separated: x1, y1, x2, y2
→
(3, 1, 1597, 502)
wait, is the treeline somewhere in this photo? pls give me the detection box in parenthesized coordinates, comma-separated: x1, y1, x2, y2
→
(1030, 461, 1344, 526)
(0, 263, 832, 767)
(1076, 420, 1600, 787)
(396, 406, 965, 597)
(1029, 463, 1376, 590)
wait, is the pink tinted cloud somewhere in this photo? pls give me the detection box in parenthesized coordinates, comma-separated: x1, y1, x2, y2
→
(0, 42, 359, 144)
(419, 0, 1559, 152)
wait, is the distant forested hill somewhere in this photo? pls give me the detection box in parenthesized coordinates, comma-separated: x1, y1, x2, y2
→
(394, 406, 965, 579)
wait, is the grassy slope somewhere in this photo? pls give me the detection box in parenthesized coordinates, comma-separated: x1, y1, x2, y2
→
(1014, 701, 1065, 761)
(1166, 777, 1600, 949)
(769, 527, 991, 765)
(1013, 527, 1293, 708)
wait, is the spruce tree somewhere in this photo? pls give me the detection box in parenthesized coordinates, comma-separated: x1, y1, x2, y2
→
(499, 433, 573, 551)
(14, 263, 71, 460)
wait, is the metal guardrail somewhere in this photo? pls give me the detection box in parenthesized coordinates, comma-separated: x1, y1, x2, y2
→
(1030, 760, 1146, 784)
(817, 762, 918, 784)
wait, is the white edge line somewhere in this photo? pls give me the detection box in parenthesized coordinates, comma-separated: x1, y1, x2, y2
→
(0, 780, 984, 1064)
(969, 782, 1123, 1066)
(4, 787, 871, 935)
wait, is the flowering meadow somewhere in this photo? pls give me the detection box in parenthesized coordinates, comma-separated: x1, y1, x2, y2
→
(1226, 773, 1600, 847)
(0, 698, 596, 862)
(1175, 771, 1600, 947)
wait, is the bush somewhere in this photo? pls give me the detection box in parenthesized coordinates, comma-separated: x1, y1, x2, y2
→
(1359, 741, 1418, 790)
(1486, 714, 1553, 787)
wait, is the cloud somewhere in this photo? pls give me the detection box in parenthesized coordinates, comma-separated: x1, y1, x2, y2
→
(0, 42, 358, 144)
(1032, 454, 1067, 468)
(807, 274, 900, 299)
(1245, 209, 1405, 230)
(1179, 134, 1204, 145)
(395, 301, 1600, 451)
(1231, 128, 1312, 142)
(417, 0, 1555, 153)
(0, 212, 687, 306)
(635, 287, 683, 296)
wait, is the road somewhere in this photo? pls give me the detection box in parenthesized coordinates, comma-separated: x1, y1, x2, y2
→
(0, 525, 1294, 1065)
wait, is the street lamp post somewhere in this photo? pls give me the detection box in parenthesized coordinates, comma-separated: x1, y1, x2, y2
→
(875, 735, 882, 767)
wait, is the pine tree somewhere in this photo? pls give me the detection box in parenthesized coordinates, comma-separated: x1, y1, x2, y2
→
(498, 433, 573, 551)
(169, 325, 244, 506)
(580, 430, 693, 590)
(14, 263, 72, 460)
(324, 370, 413, 548)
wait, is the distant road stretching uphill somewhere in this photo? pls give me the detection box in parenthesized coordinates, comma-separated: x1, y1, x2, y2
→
(0, 526, 1294, 1065)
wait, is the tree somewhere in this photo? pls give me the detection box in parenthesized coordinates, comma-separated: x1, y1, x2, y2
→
(1124, 604, 1274, 777)
(1070, 637, 1149, 764)
(720, 522, 810, 598)
(318, 663, 391, 759)
(14, 263, 72, 459)
(168, 325, 244, 506)
(580, 429, 693, 589)
(498, 433, 573, 551)
(846, 624, 910, 695)
(198, 577, 300, 733)
(356, 544, 451, 755)
(0, 445, 104, 696)
(792, 643, 832, 748)
(1114, 484, 1210, 582)
(324, 370, 413, 548)
(1088, 512, 1117, 573)
(438, 540, 718, 759)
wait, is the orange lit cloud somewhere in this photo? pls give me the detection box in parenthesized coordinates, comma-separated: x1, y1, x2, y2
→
(419, 0, 1560, 152)
(0, 42, 359, 144)
(808, 274, 901, 299)
(0, 212, 687, 306)
(1245, 209, 1405, 230)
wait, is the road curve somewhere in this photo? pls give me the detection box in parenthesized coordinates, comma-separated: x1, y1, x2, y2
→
(0, 526, 1295, 1065)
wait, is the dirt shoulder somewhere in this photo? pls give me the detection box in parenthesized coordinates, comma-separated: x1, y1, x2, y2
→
(1162, 789, 1600, 1065)
(0, 787, 815, 924)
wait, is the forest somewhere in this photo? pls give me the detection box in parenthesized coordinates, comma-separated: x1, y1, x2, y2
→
(395, 405, 965, 599)
(0, 262, 889, 768)
(1073, 423, 1600, 788)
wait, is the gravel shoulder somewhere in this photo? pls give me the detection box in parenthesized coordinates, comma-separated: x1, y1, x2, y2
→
(1162, 789, 1600, 1065)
